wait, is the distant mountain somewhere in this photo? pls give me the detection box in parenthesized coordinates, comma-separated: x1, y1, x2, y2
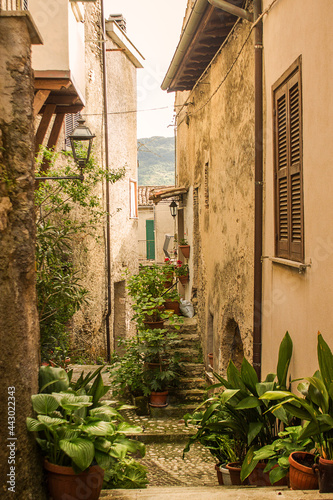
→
(137, 136, 175, 186)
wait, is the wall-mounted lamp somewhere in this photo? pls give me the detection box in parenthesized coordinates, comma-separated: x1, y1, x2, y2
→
(169, 200, 178, 218)
(36, 115, 95, 182)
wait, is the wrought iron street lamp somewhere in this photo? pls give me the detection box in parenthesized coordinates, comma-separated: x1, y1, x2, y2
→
(169, 200, 178, 218)
(36, 115, 95, 182)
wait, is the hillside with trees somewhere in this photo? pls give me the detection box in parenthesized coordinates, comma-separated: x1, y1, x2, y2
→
(137, 136, 175, 186)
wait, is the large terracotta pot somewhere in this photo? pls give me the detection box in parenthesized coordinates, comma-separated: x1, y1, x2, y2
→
(208, 353, 213, 368)
(149, 390, 168, 407)
(313, 457, 333, 493)
(248, 462, 288, 487)
(226, 462, 249, 485)
(44, 460, 104, 500)
(288, 451, 318, 490)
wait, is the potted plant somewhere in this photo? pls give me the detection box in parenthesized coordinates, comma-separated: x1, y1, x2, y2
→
(27, 366, 145, 500)
(252, 425, 316, 487)
(178, 238, 190, 259)
(175, 260, 189, 285)
(164, 287, 181, 315)
(162, 258, 175, 288)
(107, 336, 151, 415)
(183, 332, 294, 486)
(140, 328, 183, 407)
(127, 264, 176, 329)
(261, 332, 333, 492)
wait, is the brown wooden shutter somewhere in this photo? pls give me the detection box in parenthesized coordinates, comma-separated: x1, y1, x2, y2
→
(273, 59, 303, 262)
(275, 86, 289, 257)
(288, 72, 303, 261)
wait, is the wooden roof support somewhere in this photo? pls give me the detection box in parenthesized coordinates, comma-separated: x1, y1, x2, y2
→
(34, 79, 71, 90)
(35, 103, 56, 153)
(40, 113, 65, 174)
(33, 90, 50, 117)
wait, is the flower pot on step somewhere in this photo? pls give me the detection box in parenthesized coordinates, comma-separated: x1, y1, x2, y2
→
(143, 320, 165, 330)
(179, 275, 189, 285)
(313, 457, 333, 493)
(44, 460, 104, 500)
(164, 299, 181, 315)
(149, 390, 168, 407)
(288, 451, 318, 490)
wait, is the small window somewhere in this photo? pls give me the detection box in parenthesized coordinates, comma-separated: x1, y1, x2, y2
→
(273, 57, 304, 262)
(129, 179, 138, 218)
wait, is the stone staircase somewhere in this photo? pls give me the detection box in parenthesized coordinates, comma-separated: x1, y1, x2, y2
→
(153, 317, 208, 416)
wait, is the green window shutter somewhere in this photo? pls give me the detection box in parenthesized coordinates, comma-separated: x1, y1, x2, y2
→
(146, 220, 155, 260)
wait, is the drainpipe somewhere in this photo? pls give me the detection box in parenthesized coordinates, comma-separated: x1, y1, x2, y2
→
(208, 0, 253, 21)
(253, 0, 263, 380)
(101, 0, 112, 361)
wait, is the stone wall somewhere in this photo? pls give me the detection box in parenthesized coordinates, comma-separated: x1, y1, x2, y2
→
(175, 17, 255, 375)
(0, 15, 46, 499)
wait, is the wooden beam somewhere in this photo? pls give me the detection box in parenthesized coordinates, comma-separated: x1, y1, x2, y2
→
(53, 105, 84, 114)
(35, 103, 56, 153)
(46, 95, 80, 105)
(33, 90, 50, 117)
(40, 113, 65, 174)
(34, 79, 71, 90)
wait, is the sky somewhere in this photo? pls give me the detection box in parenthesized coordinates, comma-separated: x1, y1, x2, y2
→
(105, 0, 188, 139)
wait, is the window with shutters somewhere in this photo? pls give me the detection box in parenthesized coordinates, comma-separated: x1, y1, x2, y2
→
(273, 57, 304, 262)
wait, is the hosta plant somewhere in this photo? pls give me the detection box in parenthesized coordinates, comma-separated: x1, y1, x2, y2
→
(27, 366, 145, 474)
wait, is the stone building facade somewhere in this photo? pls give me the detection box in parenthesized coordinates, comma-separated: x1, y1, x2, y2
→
(31, 1, 143, 359)
(162, 0, 255, 374)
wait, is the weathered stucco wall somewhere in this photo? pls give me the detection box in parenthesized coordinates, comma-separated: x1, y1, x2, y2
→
(262, 0, 333, 379)
(0, 16, 46, 499)
(175, 17, 255, 375)
(70, 5, 140, 357)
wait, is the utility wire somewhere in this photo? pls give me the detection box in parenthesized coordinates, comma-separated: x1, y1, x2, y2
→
(176, 0, 281, 126)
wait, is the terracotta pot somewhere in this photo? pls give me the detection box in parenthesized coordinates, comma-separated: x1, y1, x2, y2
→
(220, 464, 232, 485)
(149, 390, 168, 407)
(179, 244, 190, 259)
(164, 300, 181, 315)
(288, 451, 318, 490)
(164, 280, 173, 288)
(313, 457, 333, 493)
(215, 464, 223, 485)
(208, 353, 213, 368)
(143, 320, 165, 330)
(44, 460, 104, 500)
(179, 275, 189, 285)
(226, 462, 249, 485)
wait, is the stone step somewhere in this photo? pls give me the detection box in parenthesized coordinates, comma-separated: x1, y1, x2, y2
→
(181, 362, 206, 377)
(171, 347, 203, 363)
(148, 403, 201, 419)
(173, 334, 201, 349)
(179, 377, 207, 390)
(169, 388, 206, 404)
(167, 317, 198, 336)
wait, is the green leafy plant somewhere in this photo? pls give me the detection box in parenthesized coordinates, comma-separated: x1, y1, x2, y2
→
(35, 146, 125, 364)
(103, 458, 148, 489)
(27, 366, 145, 474)
(260, 332, 333, 461)
(179, 238, 188, 245)
(175, 261, 189, 277)
(183, 332, 294, 481)
(252, 425, 316, 484)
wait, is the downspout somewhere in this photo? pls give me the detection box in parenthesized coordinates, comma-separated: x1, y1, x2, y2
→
(253, 0, 263, 380)
(101, 0, 112, 361)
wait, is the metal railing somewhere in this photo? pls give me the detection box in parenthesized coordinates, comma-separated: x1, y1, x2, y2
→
(0, 0, 28, 11)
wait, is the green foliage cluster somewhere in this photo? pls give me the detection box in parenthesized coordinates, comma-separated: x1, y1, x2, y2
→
(27, 365, 147, 489)
(137, 136, 175, 186)
(109, 264, 183, 396)
(35, 146, 125, 365)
